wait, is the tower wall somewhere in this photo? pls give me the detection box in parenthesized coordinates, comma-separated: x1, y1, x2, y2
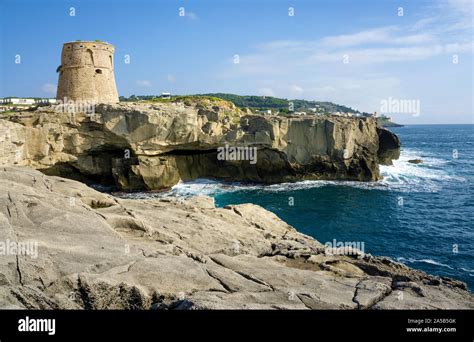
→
(56, 41, 119, 103)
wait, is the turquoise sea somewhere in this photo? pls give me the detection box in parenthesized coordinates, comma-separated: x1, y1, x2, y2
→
(125, 125, 474, 290)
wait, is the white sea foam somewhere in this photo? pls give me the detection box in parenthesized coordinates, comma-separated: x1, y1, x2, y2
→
(460, 268, 474, 277)
(119, 149, 463, 199)
(167, 179, 232, 197)
(379, 148, 464, 192)
(397, 257, 474, 277)
(396, 257, 454, 269)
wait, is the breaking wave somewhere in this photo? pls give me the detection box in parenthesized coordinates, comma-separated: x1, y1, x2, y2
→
(396, 257, 454, 270)
(396, 257, 474, 278)
(379, 148, 464, 192)
(151, 148, 464, 198)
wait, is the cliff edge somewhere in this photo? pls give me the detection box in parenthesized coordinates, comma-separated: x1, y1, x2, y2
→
(0, 167, 471, 309)
(0, 101, 400, 190)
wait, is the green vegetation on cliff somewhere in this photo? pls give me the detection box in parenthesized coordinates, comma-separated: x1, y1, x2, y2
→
(200, 94, 288, 109)
(117, 93, 400, 125)
(199, 93, 367, 114)
(119, 93, 367, 115)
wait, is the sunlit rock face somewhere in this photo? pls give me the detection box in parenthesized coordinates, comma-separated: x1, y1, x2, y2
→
(0, 101, 400, 190)
(0, 166, 472, 310)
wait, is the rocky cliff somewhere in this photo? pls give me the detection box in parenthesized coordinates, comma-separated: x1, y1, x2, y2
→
(0, 101, 400, 190)
(1, 167, 472, 309)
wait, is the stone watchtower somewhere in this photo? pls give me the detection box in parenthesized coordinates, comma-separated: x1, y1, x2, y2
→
(56, 41, 119, 103)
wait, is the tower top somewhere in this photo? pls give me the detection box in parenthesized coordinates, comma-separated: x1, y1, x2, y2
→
(62, 41, 115, 51)
(56, 40, 119, 103)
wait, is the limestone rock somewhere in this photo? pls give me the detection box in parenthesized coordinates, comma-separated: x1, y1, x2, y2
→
(377, 127, 401, 165)
(0, 102, 400, 190)
(0, 167, 472, 310)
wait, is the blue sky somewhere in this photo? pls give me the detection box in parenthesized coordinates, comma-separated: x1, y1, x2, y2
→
(0, 0, 472, 124)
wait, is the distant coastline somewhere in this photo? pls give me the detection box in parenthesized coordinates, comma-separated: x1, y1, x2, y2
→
(381, 121, 404, 128)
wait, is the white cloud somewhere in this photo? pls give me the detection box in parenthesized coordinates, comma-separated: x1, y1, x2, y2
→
(308, 43, 472, 64)
(320, 27, 394, 47)
(319, 28, 433, 47)
(289, 84, 304, 97)
(220, 20, 471, 76)
(41, 83, 56, 94)
(444, 42, 473, 53)
(391, 34, 434, 45)
(445, 0, 473, 16)
(431, 0, 473, 32)
(213, 0, 473, 120)
(219, 0, 473, 77)
(136, 80, 151, 87)
(411, 17, 438, 31)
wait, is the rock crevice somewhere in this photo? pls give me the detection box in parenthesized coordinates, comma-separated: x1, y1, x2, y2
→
(0, 167, 472, 310)
(0, 102, 400, 190)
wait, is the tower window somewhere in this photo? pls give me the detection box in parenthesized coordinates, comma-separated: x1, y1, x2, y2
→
(95, 69, 102, 74)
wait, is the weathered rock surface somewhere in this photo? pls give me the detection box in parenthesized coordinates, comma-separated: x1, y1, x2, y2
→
(0, 101, 400, 190)
(377, 126, 401, 165)
(0, 167, 472, 310)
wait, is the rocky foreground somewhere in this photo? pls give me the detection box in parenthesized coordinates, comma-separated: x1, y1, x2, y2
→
(0, 100, 400, 190)
(1, 167, 472, 309)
